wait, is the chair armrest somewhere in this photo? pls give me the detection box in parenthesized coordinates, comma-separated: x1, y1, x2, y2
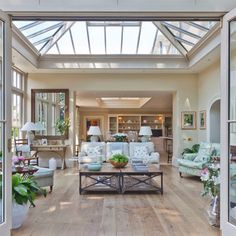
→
(150, 152, 160, 164)
(182, 153, 198, 161)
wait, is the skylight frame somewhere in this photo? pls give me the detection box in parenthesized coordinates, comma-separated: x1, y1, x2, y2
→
(13, 19, 220, 57)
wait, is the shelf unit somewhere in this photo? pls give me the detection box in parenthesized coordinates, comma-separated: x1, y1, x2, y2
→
(108, 114, 170, 137)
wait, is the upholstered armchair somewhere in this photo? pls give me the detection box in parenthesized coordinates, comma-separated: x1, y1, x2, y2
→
(78, 142, 106, 163)
(178, 142, 220, 177)
(129, 142, 160, 164)
(106, 142, 129, 160)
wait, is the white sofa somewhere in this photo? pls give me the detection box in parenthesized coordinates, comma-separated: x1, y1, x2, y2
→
(78, 141, 160, 164)
(79, 142, 106, 163)
(129, 142, 160, 164)
(106, 142, 129, 160)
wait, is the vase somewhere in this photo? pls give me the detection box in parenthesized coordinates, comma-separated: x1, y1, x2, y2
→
(207, 195, 220, 227)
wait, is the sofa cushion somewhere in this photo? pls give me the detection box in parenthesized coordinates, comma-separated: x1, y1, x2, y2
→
(177, 159, 206, 169)
(134, 146, 149, 158)
(86, 146, 102, 156)
(194, 142, 212, 162)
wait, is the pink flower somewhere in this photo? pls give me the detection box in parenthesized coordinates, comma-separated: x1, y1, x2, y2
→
(201, 167, 209, 175)
(12, 156, 25, 164)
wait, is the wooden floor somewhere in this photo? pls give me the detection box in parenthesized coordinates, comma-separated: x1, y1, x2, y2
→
(12, 165, 221, 236)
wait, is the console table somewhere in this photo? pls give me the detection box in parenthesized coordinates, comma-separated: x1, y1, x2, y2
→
(31, 145, 68, 170)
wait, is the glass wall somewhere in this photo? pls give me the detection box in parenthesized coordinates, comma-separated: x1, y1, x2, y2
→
(229, 20, 236, 225)
(0, 19, 4, 224)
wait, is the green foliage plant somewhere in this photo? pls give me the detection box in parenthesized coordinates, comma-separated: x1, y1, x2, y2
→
(109, 154, 129, 163)
(55, 118, 70, 135)
(0, 174, 46, 205)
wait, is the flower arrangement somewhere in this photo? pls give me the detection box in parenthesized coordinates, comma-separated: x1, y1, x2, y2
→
(112, 133, 127, 142)
(12, 156, 25, 166)
(200, 162, 220, 197)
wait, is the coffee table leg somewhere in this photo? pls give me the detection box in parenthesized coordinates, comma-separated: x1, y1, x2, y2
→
(79, 173, 82, 194)
(161, 173, 163, 194)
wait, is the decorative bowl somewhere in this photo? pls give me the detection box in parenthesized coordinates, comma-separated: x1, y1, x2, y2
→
(87, 163, 102, 171)
(109, 160, 128, 168)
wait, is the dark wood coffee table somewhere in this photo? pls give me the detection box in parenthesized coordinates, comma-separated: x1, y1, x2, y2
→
(79, 163, 163, 195)
(120, 165, 163, 194)
(79, 164, 121, 194)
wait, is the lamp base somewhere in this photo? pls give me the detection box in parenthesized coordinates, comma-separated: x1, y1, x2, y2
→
(90, 136, 98, 142)
(141, 136, 149, 142)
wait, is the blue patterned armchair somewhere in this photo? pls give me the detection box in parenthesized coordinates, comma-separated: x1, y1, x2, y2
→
(177, 142, 220, 177)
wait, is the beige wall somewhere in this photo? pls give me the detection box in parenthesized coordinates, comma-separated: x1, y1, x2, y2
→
(27, 72, 199, 165)
(198, 60, 221, 142)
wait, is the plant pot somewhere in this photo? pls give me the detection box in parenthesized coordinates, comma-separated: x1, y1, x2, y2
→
(0, 200, 29, 229)
(109, 160, 128, 168)
(12, 202, 29, 229)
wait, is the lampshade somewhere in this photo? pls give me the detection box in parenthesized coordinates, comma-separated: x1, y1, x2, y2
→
(139, 126, 152, 136)
(21, 122, 37, 131)
(87, 126, 102, 136)
(34, 122, 46, 131)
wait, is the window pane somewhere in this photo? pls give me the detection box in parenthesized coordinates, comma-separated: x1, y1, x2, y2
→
(88, 26, 105, 54)
(138, 22, 157, 54)
(106, 26, 122, 54)
(122, 26, 139, 54)
(71, 22, 90, 54)
(57, 31, 74, 54)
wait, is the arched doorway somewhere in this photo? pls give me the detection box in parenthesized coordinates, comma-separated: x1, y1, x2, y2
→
(209, 99, 220, 143)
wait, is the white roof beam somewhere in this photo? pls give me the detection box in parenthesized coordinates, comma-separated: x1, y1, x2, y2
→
(40, 21, 75, 55)
(153, 21, 188, 59)
(12, 25, 39, 67)
(161, 21, 201, 40)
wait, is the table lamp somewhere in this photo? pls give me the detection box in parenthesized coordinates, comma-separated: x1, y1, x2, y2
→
(139, 126, 152, 142)
(87, 126, 102, 142)
(21, 122, 37, 145)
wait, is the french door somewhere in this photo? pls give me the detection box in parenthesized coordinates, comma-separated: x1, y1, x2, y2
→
(0, 11, 12, 236)
(221, 7, 236, 235)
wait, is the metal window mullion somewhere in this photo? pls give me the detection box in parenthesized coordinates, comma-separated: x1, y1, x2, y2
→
(120, 26, 124, 54)
(136, 23, 142, 54)
(19, 21, 43, 31)
(86, 21, 91, 54)
(151, 29, 158, 54)
(69, 28, 76, 54)
(104, 26, 107, 54)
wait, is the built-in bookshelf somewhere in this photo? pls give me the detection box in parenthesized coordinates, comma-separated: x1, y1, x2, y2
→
(108, 114, 171, 137)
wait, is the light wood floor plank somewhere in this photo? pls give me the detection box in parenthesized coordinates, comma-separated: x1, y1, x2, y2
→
(12, 165, 221, 236)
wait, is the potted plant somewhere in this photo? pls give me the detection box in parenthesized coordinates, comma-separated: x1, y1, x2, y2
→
(0, 174, 46, 229)
(109, 154, 129, 168)
(55, 118, 70, 144)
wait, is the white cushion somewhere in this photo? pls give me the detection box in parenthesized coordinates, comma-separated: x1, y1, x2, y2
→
(133, 146, 149, 158)
(86, 146, 102, 156)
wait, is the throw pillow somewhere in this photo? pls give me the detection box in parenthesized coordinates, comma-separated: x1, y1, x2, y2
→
(194, 147, 212, 162)
(86, 146, 102, 156)
(133, 146, 149, 158)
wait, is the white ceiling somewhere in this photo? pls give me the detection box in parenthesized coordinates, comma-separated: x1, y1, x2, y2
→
(1, 0, 236, 12)
(76, 90, 173, 112)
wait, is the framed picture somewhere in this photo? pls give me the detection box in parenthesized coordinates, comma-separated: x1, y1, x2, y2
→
(181, 111, 196, 130)
(41, 138, 48, 145)
(199, 110, 206, 129)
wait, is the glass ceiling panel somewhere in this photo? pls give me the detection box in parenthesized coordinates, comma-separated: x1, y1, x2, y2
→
(122, 26, 139, 54)
(13, 20, 218, 55)
(164, 21, 217, 51)
(106, 26, 122, 54)
(88, 26, 105, 54)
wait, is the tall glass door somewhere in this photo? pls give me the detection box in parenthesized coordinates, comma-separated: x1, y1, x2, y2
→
(0, 11, 12, 236)
(221, 8, 236, 235)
